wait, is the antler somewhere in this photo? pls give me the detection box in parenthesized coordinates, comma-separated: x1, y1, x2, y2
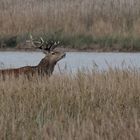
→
(46, 40, 60, 52)
(44, 40, 60, 52)
(26, 35, 44, 49)
(51, 41, 60, 51)
(27, 35, 60, 52)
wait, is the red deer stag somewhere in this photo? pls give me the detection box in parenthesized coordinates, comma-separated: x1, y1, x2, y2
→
(0, 36, 66, 78)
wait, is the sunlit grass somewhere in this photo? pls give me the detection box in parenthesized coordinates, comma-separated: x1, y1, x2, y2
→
(0, 68, 140, 139)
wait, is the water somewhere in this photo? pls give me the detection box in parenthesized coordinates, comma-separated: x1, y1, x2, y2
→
(0, 51, 140, 73)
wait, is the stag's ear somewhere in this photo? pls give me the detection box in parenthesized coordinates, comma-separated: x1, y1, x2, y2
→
(51, 51, 56, 55)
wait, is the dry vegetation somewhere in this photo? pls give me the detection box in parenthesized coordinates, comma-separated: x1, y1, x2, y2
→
(0, 68, 140, 139)
(1, 0, 140, 37)
(1, 0, 140, 50)
(0, 0, 140, 139)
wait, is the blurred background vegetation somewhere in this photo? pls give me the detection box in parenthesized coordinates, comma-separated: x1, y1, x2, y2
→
(0, 0, 140, 50)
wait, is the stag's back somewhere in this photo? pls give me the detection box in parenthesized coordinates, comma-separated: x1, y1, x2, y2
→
(0, 66, 37, 78)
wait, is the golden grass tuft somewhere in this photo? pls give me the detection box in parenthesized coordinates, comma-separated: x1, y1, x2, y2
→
(1, 0, 140, 37)
(0, 69, 140, 139)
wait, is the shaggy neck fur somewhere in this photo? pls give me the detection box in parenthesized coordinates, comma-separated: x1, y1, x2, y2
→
(36, 57, 56, 75)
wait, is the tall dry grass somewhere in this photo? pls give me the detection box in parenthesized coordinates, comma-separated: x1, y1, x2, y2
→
(0, 68, 140, 139)
(1, 0, 140, 37)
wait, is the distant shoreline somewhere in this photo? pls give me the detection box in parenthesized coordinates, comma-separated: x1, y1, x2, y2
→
(1, 34, 140, 53)
(0, 46, 139, 53)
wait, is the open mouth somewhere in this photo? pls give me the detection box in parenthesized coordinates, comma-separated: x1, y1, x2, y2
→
(58, 53, 66, 61)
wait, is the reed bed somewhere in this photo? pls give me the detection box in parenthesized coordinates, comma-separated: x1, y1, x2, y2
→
(0, 68, 140, 139)
(1, 0, 140, 37)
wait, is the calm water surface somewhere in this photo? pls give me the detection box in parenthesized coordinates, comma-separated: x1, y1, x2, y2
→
(0, 51, 140, 73)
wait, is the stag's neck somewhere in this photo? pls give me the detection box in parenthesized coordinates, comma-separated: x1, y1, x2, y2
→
(36, 58, 56, 75)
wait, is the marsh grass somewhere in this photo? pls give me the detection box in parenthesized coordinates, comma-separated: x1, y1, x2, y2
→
(1, 0, 140, 36)
(0, 69, 140, 139)
(1, 0, 140, 50)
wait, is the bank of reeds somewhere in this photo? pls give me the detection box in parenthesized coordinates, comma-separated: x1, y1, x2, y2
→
(0, 68, 140, 139)
(1, 0, 140, 50)
(1, 0, 140, 36)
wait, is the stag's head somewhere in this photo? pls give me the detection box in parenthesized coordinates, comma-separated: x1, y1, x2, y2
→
(43, 40, 66, 64)
(29, 35, 66, 74)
